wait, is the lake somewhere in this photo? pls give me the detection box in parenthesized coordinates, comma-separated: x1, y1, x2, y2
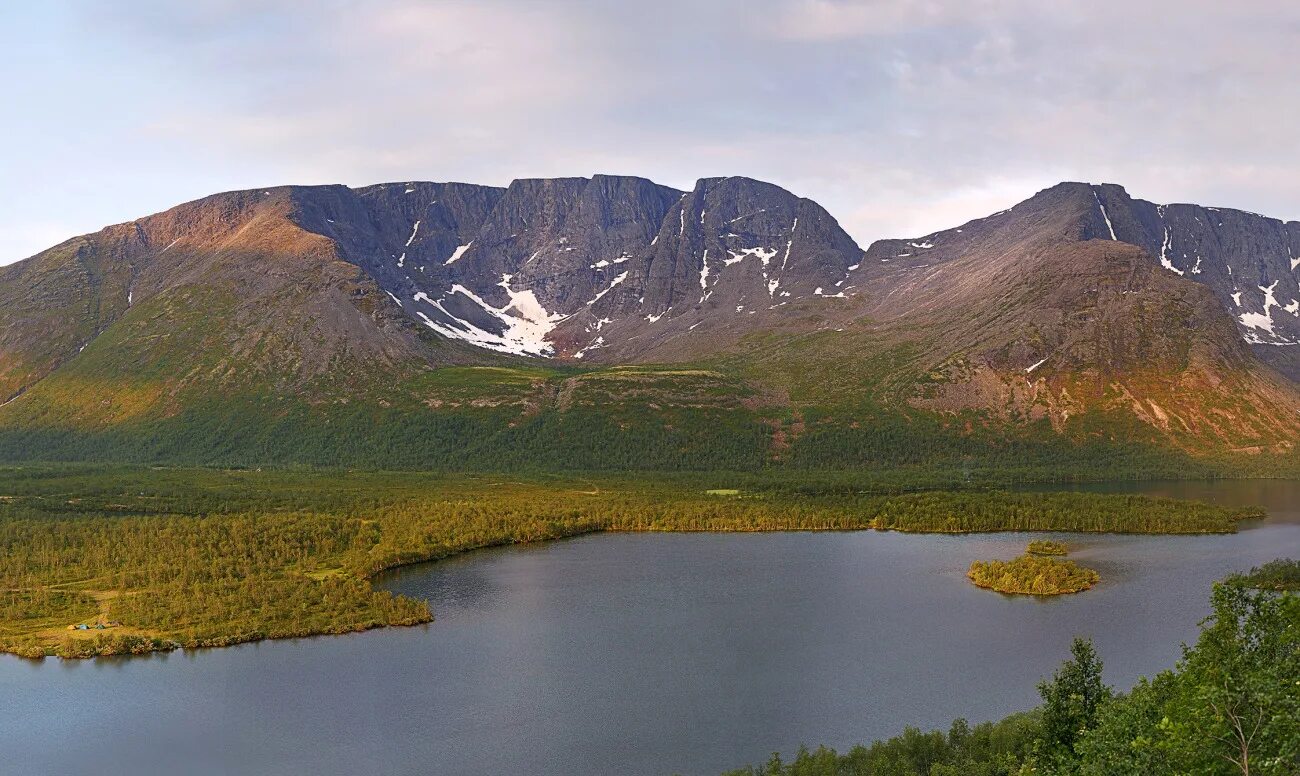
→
(3, 481, 1298, 775)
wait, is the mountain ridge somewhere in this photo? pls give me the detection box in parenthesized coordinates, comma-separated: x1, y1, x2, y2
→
(2, 174, 1298, 471)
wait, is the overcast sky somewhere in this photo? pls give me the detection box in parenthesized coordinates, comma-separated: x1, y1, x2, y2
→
(3, 0, 1298, 264)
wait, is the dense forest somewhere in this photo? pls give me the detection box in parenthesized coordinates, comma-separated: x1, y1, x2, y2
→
(722, 582, 1300, 776)
(0, 465, 1264, 657)
(1, 382, 1291, 480)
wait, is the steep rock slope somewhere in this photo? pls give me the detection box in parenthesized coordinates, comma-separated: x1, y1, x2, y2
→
(823, 183, 1300, 451)
(0, 231, 133, 405)
(0, 187, 491, 425)
(854, 181, 1300, 369)
(294, 175, 683, 357)
(1087, 184, 1300, 348)
(283, 175, 865, 362)
(582, 176, 863, 362)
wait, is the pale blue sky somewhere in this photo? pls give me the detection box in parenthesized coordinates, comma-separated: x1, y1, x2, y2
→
(3, 1, 1299, 264)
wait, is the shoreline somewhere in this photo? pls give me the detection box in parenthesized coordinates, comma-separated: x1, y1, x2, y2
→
(5, 519, 1247, 661)
(0, 469, 1267, 661)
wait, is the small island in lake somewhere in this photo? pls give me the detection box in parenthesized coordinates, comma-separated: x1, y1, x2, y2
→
(1026, 539, 1068, 556)
(968, 542, 1099, 595)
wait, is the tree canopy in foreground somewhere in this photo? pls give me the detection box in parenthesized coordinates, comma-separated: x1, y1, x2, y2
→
(724, 581, 1299, 776)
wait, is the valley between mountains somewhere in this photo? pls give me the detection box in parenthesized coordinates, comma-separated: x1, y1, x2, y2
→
(2, 175, 1299, 474)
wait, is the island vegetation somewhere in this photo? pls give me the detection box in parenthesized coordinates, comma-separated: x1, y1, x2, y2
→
(0, 465, 1265, 658)
(1026, 539, 1068, 555)
(723, 581, 1300, 776)
(1227, 558, 1300, 591)
(968, 543, 1100, 596)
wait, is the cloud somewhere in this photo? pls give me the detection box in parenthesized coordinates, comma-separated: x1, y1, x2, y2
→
(2, 0, 1299, 264)
(756, 0, 1046, 41)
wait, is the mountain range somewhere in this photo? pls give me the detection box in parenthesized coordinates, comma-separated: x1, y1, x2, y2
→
(3, 174, 1298, 474)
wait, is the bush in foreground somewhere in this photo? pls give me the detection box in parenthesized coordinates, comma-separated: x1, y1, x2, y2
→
(1227, 558, 1300, 591)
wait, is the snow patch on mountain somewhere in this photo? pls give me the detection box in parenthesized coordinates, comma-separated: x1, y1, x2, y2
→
(1092, 188, 1117, 240)
(411, 276, 565, 357)
(445, 242, 472, 264)
(1240, 311, 1275, 336)
(725, 246, 778, 266)
(780, 218, 798, 271)
(589, 271, 629, 305)
(591, 254, 632, 269)
(1157, 211, 1184, 275)
(572, 336, 606, 359)
(1238, 280, 1294, 343)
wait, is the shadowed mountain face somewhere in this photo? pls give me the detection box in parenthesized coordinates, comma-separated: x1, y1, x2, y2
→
(284, 175, 863, 361)
(1, 175, 1298, 467)
(1086, 184, 1300, 347)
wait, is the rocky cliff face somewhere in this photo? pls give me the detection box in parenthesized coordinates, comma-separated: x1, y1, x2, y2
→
(855, 181, 1300, 374)
(280, 175, 863, 361)
(1085, 184, 1300, 376)
(826, 182, 1300, 450)
(1085, 184, 1300, 347)
(566, 175, 863, 361)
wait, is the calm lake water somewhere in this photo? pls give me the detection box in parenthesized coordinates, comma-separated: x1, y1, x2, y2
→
(3, 481, 1298, 776)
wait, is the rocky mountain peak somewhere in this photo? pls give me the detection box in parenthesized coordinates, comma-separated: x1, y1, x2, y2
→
(271, 174, 866, 361)
(864, 180, 1300, 359)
